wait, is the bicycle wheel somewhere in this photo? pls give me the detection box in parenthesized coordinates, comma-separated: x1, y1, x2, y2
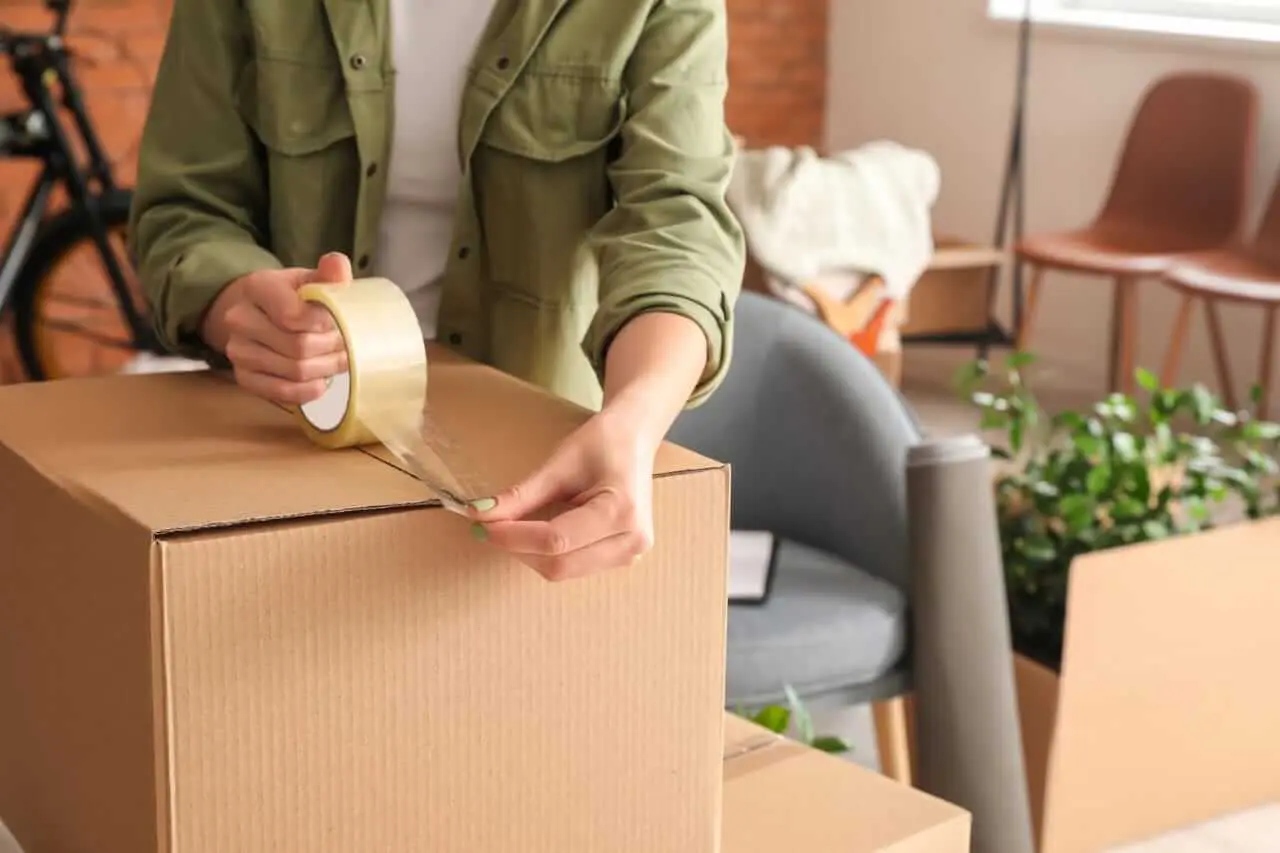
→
(10, 190, 151, 381)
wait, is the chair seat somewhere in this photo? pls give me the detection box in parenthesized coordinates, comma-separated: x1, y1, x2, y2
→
(1016, 228, 1214, 276)
(726, 539, 908, 708)
(1163, 250, 1280, 304)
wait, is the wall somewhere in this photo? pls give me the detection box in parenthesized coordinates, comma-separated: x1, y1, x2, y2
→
(0, 0, 827, 383)
(828, 0, 1280, 402)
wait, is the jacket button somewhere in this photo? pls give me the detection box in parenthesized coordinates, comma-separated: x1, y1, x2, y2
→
(350, 54, 367, 70)
(357, 254, 370, 270)
(448, 333, 463, 345)
(496, 56, 510, 70)
(456, 246, 470, 260)
(365, 162, 378, 177)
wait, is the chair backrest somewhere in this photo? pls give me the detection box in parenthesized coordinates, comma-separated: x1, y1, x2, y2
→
(1252, 167, 1280, 269)
(1096, 72, 1258, 247)
(668, 292, 923, 591)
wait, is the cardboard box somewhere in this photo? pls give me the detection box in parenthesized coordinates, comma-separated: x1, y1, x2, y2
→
(0, 348, 731, 853)
(900, 237, 1006, 338)
(721, 715, 970, 852)
(1010, 519, 1280, 853)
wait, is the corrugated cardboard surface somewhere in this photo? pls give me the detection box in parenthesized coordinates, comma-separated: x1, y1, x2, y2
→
(1013, 654, 1060, 846)
(0, 352, 731, 853)
(1032, 519, 1280, 853)
(721, 716, 970, 853)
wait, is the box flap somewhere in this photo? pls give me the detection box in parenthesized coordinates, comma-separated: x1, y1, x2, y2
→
(722, 715, 970, 853)
(0, 348, 719, 535)
(1042, 518, 1280, 853)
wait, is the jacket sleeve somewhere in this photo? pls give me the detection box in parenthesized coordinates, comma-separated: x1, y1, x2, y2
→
(582, 0, 746, 408)
(128, 0, 281, 361)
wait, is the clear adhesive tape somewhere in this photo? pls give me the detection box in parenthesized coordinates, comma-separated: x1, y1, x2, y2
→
(295, 277, 427, 451)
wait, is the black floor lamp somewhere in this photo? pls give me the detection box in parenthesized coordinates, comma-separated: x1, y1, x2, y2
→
(983, 0, 1035, 359)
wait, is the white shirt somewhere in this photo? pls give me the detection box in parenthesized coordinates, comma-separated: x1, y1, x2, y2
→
(377, 0, 497, 340)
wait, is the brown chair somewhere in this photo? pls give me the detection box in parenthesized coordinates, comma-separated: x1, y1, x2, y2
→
(1016, 72, 1259, 393)
(1160, 168, 1280, 419)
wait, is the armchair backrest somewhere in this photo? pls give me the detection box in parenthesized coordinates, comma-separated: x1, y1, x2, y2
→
(669, 292, 923, 590)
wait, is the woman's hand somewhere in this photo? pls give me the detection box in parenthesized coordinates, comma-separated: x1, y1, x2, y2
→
(468, 410, 657, 581)
(469, 311, 710, 581)
(202, 252, 353, 405)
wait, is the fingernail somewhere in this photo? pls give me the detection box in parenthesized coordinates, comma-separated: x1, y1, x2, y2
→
(469, 523, 488, 542)
(469, 497, 497, 513)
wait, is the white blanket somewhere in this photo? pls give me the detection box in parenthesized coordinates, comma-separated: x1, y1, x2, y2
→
(727, 140, 941, 301)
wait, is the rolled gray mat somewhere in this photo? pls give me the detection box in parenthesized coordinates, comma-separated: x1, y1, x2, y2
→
(907, 434, 1035, 853)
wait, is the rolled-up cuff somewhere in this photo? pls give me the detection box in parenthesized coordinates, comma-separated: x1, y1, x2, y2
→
(584, 278, 733, 409)
(154, 240, 282, 367)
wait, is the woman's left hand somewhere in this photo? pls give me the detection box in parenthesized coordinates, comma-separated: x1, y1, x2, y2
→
(467, 409, 657, 581)
(468, 310, 710, 581)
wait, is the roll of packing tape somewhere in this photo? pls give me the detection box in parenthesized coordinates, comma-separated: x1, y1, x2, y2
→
(296, 277, 427, 450)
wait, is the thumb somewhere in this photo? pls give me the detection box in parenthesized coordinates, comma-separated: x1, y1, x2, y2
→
(252, 274, 319, 333)
(471, 458, 576, 523)
(309, 252, 354, 285)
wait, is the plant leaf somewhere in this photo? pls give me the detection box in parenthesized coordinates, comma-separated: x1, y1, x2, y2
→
(1059, 494, 1095, 533)
(1135, 367, 1158, 392)
(1086, 464, 1110, 495)
(783, 684, 814, 745)
(1191, 386, 1218, 425)
(1112, 432, 1138, 460)
(1141, 520, 1170, 540)
(810, 736, 851, 755)
(751, 705, 790, 734)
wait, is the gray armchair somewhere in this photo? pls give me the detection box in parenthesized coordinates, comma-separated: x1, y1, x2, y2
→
(671, 291, 1036, 853)
(669, 290, 921, 774)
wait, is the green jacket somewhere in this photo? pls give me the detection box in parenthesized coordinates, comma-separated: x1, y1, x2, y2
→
(129, 0, 745, 410)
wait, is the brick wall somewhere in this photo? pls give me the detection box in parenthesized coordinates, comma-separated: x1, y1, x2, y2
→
(727, 0, 829, 148)
(0, 0, 827, 382)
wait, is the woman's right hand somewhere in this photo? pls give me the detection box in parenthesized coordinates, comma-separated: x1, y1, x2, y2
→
(200, 252, 353, 405)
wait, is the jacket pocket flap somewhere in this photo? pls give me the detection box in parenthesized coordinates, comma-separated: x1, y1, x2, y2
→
(238, 57, 356, 156)
(481, 72, 625, 163)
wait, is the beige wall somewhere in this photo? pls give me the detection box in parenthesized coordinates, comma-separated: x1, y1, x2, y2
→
(828, 0, 1280, 403)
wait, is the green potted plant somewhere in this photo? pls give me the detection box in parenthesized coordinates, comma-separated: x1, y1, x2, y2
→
(955, 353, 1280, 845)
(957, 353, 1279, 669)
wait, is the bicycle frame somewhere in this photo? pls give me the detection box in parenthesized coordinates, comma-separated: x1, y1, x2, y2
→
(0, 5, 154, 349)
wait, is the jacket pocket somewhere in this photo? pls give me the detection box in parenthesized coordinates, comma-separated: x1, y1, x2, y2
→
(480, 71, 626, 163)
(236, 56, 359, 266)
(238, 56, 355, 155)
(475, 72, 624, 300)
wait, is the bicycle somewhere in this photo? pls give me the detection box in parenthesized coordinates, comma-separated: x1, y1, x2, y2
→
(0, 0, 161, 381)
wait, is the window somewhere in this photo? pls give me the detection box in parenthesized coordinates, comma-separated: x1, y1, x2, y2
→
(989, 0, 1280, 44)
(1065, 0, 1280, 25)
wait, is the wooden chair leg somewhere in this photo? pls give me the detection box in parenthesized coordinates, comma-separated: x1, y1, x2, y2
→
(1204, 299, 1238, 410)
(1160, 293, 1195, 388)
(1259, 305, 1277, 421)
(872, 696, 913, 786)
(903, 692, 919, 781)
(1107, 277, 1138, 393)
(1016, 265, 1044, 352)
